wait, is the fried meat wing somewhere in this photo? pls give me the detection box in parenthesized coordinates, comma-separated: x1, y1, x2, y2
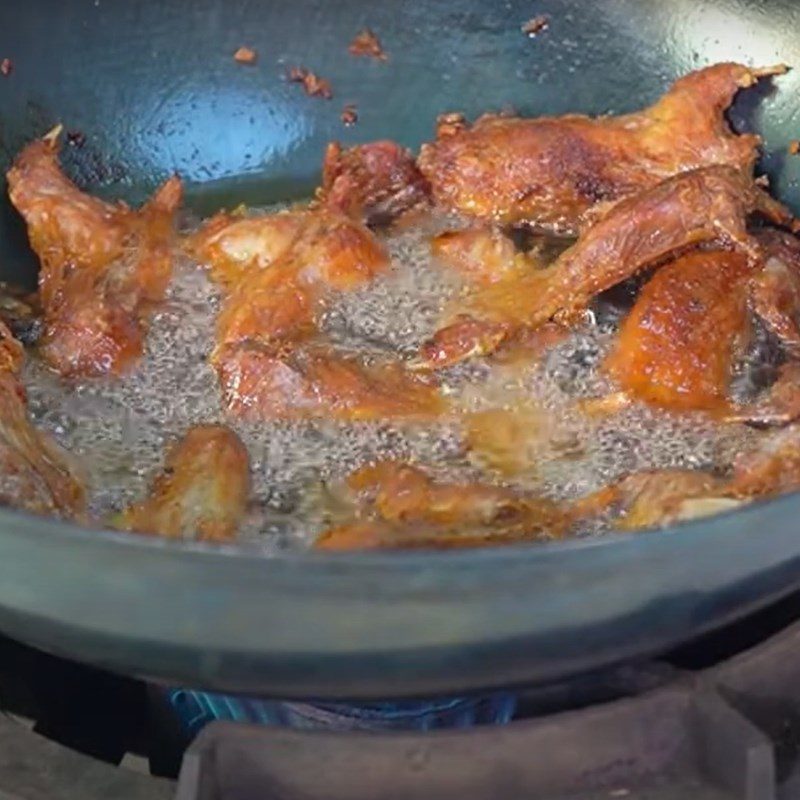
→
(419, 165, 787, 369)
(7, 138, 183, 377)
(0, 321, 85, 519)
(318, 141, 430, 225)
(208, 211, 444, 420)
(113, 425, 250, 542)
(604, 250, 753, 411)
(418, 63, 784, 231)
(314, 460, 567, 550)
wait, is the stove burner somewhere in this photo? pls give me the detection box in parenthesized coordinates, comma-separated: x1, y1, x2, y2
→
(166, 689, 517, 736)
(3, 590, 800, 798)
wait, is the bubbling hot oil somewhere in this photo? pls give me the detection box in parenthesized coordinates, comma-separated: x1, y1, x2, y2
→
(23, 213, 756, 550)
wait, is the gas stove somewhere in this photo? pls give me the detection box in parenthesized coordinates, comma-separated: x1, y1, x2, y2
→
(3, 591, 800, 800)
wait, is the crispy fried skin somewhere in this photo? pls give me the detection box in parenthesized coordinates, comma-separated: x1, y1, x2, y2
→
(605, 250, 753, 411)
(7, 139, 183, 377)
(217, 344, 443, 420)
(420, 166, 790, 369)
(569, 468, 751, 533)
(431, 226, 530, 285)
(418, 63, 785, 231)
(113, 425, 250, 542)
(727, 363, 800, 427)
(319, 141, 430, 225)
(317, 436, 800, 548)
(209, 211, 444, 420)
(573, 470, 731, 531)
(603, 229, 800, 415)
(730, 425, 800, 498)
(0, 321, 85, 519)
(0, 321, 24, 376)
(187, 210, 308, 288)
(314, 461, 567, 550)
(465, 407, 547, 476)
(314, 462, 738, 550)
(749, 229, 800, 355)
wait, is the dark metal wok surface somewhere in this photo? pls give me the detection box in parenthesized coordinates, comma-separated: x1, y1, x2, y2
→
(0, 0, 799, 699)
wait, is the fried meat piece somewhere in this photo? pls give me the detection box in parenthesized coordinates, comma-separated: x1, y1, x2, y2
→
(319, 141, 430, 225)
(574, 470, 734, 531)
(113, 425, 250, 542)
(729, 424, 800, 498)
(348, 29, 387, 60)
(209, 211, 444, 420)
(464, 406, 548, 476)
(748, 228, 800, 356)
(430, 226, 532, 285)
(187, 210, 308, 288)
(314, 461, 567, 550)
(418, 63, 785, 231)
(420, 165, 788, 369)
(603, 228, 800, 415)
(288, 67, 333, 99)
(727, 363, 800, 427)
(604, 250, 753, 411)
(0, 321, 85, 519)
(7, 138, 183, 377)
(216, 343, 443, 420)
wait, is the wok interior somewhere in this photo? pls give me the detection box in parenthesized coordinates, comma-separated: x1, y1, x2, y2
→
(0, 0, 798, 698)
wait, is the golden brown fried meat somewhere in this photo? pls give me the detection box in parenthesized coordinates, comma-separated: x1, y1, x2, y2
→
(348, 29, 388, 60)
(187, 210, 308, 289)
(748, 228, 800, 356)
(602, 228, 800, 416)
(464, 407, 547, 476)
(418, 63, 785, 231)
(288, 67, 333, 99)
(314, 461, 567, 550)
(113, 425, 250, 542)
(217, 343, 444, 420)
(213, 213, 388, 348)
(430, 226, 532, 285)
(315, 450, 784, 549)
(0, 320, 24, 376)
(419, 165, 790, 369)
(573, 470, 733, 532)
(615, 470, 736, 531)
(319, 141, 430, 225)
(727, 363, 800, 427)
(208, 210, 444, 420)
(729, 424, 800, 498)
(0, 373, 87, 519)
(0, 321, 85, 519)
(7, 138, 183, 377)
(604, 250, 754, 412)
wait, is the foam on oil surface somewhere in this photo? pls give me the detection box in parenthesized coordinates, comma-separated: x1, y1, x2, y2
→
(23, 211, 757, 550)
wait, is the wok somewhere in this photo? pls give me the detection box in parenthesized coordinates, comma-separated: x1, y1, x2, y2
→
(0, 0, 798, 700)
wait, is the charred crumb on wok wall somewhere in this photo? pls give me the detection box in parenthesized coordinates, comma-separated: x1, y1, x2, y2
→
(348, 29, 388, 61)
(66, 130, 86, 149)
(287, 66, 333, 99)
(233, 46, 257, 65)
(340, 104, 358, 126)
(521, 15, 550, 37)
